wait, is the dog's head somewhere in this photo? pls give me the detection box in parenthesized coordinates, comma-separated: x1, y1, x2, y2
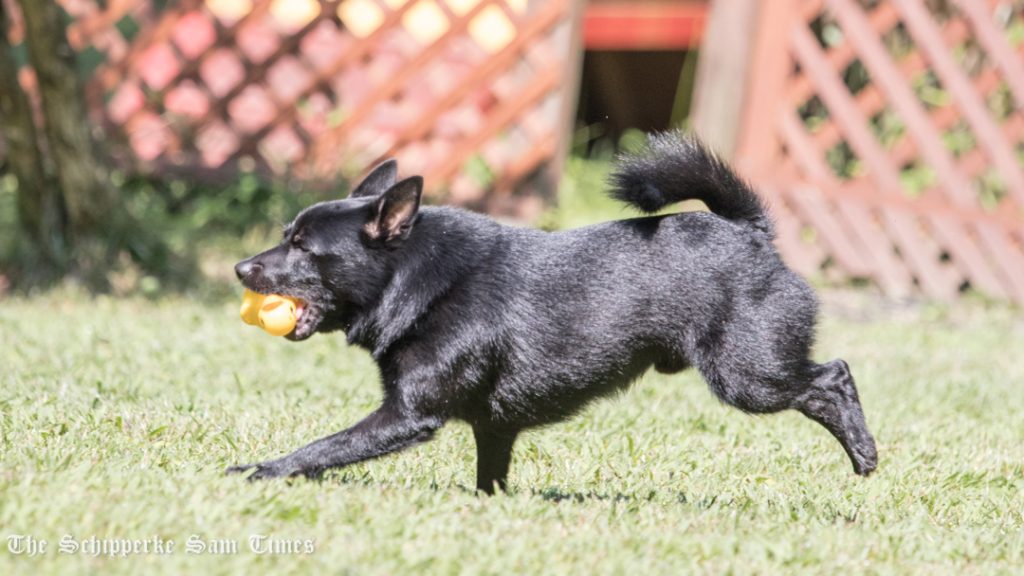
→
(234, 160, 423, 341)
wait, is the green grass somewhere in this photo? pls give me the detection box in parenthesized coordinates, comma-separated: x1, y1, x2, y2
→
(1, 287, 1023, 574)
(2, 162, 1024, 573)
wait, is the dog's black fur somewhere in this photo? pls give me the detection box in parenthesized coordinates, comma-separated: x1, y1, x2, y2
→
(228, 132, 878, 493)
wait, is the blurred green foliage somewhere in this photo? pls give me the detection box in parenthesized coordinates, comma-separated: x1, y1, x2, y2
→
(0, 167, 342, 297)
(115, 170, 326, 244)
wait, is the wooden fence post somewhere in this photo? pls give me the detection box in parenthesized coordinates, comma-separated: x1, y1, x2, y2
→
(690, 0, 761, 159)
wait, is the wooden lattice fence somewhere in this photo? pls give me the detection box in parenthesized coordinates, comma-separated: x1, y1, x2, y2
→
(3, 0, 580, 218)
(695, 0, 1024, 304)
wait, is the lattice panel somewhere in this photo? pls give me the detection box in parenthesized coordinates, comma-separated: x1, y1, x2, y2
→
(4, 0, 576, 219)
(735, 0, 1024, 303)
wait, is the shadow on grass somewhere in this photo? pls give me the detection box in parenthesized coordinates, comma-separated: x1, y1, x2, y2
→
(532, 487, 724, 510)
(533, 487, 658, 504)
(224, 470, 860, 523)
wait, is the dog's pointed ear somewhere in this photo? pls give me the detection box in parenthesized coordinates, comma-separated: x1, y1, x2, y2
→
(349, 159, 398, 198)
(365, 176, 423, 244)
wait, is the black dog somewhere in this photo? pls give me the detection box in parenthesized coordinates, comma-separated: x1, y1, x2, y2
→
(228, 132, 877, 493)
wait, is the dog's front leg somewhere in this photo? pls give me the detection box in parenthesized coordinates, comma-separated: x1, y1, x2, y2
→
(226, 401, 444, 481)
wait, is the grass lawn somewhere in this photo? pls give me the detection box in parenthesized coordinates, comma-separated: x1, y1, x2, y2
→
(2, 289, 1023, 574)
(2, 158, 1024, 573)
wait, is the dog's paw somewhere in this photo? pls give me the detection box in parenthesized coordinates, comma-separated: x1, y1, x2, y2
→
(225, 459, 301, 481)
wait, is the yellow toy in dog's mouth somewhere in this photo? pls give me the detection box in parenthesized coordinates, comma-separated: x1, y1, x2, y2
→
(240, 289, 304, 337)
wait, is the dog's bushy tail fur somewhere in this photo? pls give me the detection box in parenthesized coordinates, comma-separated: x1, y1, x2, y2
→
(609, 131, 774, 237)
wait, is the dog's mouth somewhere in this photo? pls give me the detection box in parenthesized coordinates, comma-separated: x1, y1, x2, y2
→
(286, 300, 323, 341)
(238, 277, 327, 341)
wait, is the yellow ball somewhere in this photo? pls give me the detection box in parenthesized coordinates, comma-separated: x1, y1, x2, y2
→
(257, 295, 298, 337)
(239, 289, 265, 326)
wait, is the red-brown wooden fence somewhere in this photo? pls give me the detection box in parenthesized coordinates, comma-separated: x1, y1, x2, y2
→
(3, 0, 581, 219)
(695, 0, 1024, 304)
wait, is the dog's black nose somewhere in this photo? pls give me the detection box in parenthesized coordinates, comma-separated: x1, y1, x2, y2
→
(235, 260, 260, 280)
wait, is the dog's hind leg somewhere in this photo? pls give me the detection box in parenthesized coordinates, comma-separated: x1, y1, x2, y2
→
(794, 359, 878, 476)
(472, 426, 518, 495)
(698, 355, 877, 476)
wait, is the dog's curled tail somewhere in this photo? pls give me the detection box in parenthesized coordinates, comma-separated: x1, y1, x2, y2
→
(609, 131, 774, 237)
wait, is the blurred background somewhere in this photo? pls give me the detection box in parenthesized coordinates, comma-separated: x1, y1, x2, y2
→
(0, 0, 1022, 307)
(4, 5, 1024, 570)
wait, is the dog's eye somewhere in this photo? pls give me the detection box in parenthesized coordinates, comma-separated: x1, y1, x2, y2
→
(291, 235, 307, 251)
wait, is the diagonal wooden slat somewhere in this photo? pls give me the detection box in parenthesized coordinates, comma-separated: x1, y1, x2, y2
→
(788, 1, 902, 106)
(0, 0, 579, 218)
(826, 0, 1024, 300)
(762, 184, 828, 279)
(703, 0, 1024, 304)
(785, 184, 872, 276)
(953, 0, 1024, 109)
(312, 0, 497, 168)
(423, 63, 561, 187)
(792, 20, 961, 298)
(892, 0, 1024, 205)
(796, 29, 1016, 301)
(220, 14, 427, 169)
(780, 109, 915, 295)
(794, 14, 977, 160)
(375, 0, 567, 164)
